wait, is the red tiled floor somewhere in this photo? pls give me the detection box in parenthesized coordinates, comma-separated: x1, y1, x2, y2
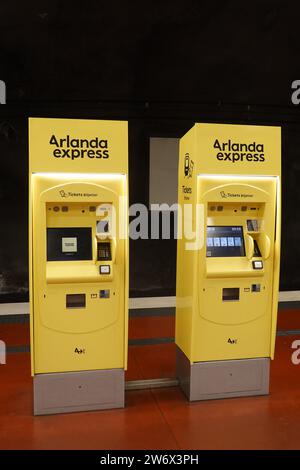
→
(151, 335, 300, 450)
(129, 343, 176, 380)
(1, 336, 300, 448)
(129, 315, 175, 339)
(2, 335, 300, 449)
(277, 309, 300, 331)
(0, 353, 178, 450)
(1, 309, 300, 449)
(0, 323, 30, 346)
(125, 347, 143, 381)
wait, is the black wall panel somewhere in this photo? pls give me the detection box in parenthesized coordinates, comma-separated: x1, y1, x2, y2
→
(0, 1, 300, 300)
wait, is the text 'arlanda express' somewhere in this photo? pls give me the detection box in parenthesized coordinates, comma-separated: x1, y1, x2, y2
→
(49, 134, 110, 160)
(214, 139, 265, 163)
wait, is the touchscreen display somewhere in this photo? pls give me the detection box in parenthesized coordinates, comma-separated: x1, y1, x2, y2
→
(206, 226, 245, 257)
(47, 227, 92, 261)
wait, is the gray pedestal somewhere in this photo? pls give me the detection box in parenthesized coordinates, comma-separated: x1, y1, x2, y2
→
(176, 346, 270, 401)
(33, 368, 125, 415)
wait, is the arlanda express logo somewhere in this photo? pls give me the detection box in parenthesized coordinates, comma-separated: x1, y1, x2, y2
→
(49, 134, 110, 160)
(213, 139, 265, 163)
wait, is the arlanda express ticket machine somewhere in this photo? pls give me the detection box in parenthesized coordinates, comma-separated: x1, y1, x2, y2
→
(176, 123, 281, 401)
(29, 118, 128, 415)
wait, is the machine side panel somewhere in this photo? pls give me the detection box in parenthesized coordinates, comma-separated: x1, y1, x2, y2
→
(29, 176, 34, 376)
(175, 126, 197, 360)
(270, 175, 281, 358)
(123, 176, 129, 369)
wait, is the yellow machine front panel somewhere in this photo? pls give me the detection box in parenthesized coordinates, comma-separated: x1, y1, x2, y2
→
(31, 173, 128, 374)
(192, 176, 277, 362)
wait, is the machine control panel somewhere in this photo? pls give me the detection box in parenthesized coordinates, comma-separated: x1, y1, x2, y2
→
(205, 200, 270, 278)
(46, 202, 115, 284)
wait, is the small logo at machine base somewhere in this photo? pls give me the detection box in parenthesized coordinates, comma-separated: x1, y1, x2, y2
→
(228, 338, 237, 344)
(75, 347, 86, 354)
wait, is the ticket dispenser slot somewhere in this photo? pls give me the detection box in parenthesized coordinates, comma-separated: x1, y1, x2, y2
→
(29, 117, 128, 415)
(66, 294, 86, 309)
(222, 288, 239, 301)
(97, 242, 111, 261)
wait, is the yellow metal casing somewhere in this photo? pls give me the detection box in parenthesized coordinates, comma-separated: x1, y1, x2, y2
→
(29, 118, 128, 376)
(176, 123, 281, 364)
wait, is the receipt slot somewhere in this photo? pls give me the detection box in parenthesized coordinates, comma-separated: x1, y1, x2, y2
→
(176, 123, 281, 401)
(29, 118, 128, 415)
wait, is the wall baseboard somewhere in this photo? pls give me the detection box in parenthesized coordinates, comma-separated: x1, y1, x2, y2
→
(0, 303, 29, 316)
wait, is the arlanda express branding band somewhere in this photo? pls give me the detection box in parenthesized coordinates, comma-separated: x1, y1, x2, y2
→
(213, 139, 265, 162)
(49, 134, 110, 160)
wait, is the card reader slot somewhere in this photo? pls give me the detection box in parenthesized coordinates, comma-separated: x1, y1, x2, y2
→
(97, 242, 112, 261)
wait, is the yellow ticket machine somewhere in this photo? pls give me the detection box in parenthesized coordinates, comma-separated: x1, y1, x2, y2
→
(176, 123, 281, 400)
(29, 118, 128, 415)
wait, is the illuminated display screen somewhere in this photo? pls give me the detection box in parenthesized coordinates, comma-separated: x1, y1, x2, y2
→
(47, 227, 92, 261)
(206, 226, 245, 257)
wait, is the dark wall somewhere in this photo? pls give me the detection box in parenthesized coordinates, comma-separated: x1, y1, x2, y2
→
(1, 0, 300, 105)
(0, 1, 300, 300)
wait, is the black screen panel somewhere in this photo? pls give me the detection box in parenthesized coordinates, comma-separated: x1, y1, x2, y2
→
(47, 227, 92, 261)
(66, 294, 86, 308)
(206, 226, 245, 258)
